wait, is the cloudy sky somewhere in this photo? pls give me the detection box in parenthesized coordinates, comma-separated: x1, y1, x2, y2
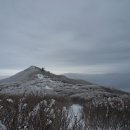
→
(0, 0, 130, 75)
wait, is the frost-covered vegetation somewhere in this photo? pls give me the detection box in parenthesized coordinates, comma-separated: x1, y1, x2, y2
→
(0, 66, 130, 130)
(0, 94, 130, 130)
(0, 66, 130, 107)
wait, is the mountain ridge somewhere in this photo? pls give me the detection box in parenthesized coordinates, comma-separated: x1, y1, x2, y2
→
(0, 66, 130, 107)
(0, 66, 92, 85)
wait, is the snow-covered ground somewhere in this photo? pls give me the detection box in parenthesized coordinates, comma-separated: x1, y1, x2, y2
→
(6, 98, 14, 103)
(0, 66, 130, 110)
(69, 104, 82, 118)
(0, 121, 6, 130)
(37, 74, 44, 80)
(68, 104, 83, 128)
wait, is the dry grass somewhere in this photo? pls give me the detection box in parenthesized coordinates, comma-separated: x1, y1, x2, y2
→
(0, 94, 130, 130)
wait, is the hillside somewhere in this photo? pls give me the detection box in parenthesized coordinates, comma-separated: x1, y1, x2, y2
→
(0, 66, 130, 130)
(0, 66, 130, 103)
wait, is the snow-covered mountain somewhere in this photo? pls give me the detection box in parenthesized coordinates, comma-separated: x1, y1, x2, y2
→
(0, 66, 130, 107)
(0, 66, 91, 85)
(0, 66, 130, 130)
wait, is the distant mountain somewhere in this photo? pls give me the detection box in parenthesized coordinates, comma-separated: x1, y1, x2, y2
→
(0, 76, 9, 80)
(65, 73, 130, 92)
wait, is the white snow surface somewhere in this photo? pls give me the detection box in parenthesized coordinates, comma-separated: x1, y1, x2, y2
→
(37, 74, 44, 80)
(69, 104, 82, 118)
(68, 104, 83, 128)
(0, 105, 3, 110)
(6, 98, 14, 103)
(0, 121, 6, 130)
(45, 85, 53, 90)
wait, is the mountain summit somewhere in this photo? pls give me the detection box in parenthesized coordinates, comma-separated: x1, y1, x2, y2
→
(0, 66, 91, 85)
(0, 66, 42, 84)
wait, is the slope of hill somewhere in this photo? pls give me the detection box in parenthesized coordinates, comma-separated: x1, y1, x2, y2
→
(0, 66, 130, 130)
(0, 66, 91, 85)
(0, 66, 130, 105)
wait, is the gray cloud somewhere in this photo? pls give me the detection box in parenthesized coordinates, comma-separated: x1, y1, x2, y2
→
(0, 0, 130, 74)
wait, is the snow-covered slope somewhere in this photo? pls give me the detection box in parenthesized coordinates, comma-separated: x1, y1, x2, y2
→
(0, 66, 42, 84)
(0, 66, 130, 129)
(0, 66, 130, 107)
(0, 66, 91, 85)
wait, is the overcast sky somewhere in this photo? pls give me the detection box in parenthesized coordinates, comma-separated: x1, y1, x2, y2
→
(0, 0, 130, 75)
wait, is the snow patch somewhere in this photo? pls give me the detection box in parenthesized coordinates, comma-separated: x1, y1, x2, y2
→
(45, 86, 53, 90)
(49, 99, 55, 107)
(6, 99, 14, 103)
(0, 105, 3, 110)
(37, 74, 44, 80)
(68, 104, 83, 128)
(69, 104, 82, 118)
(0, 121, 6, 130)
(43, 100, 47, 106)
